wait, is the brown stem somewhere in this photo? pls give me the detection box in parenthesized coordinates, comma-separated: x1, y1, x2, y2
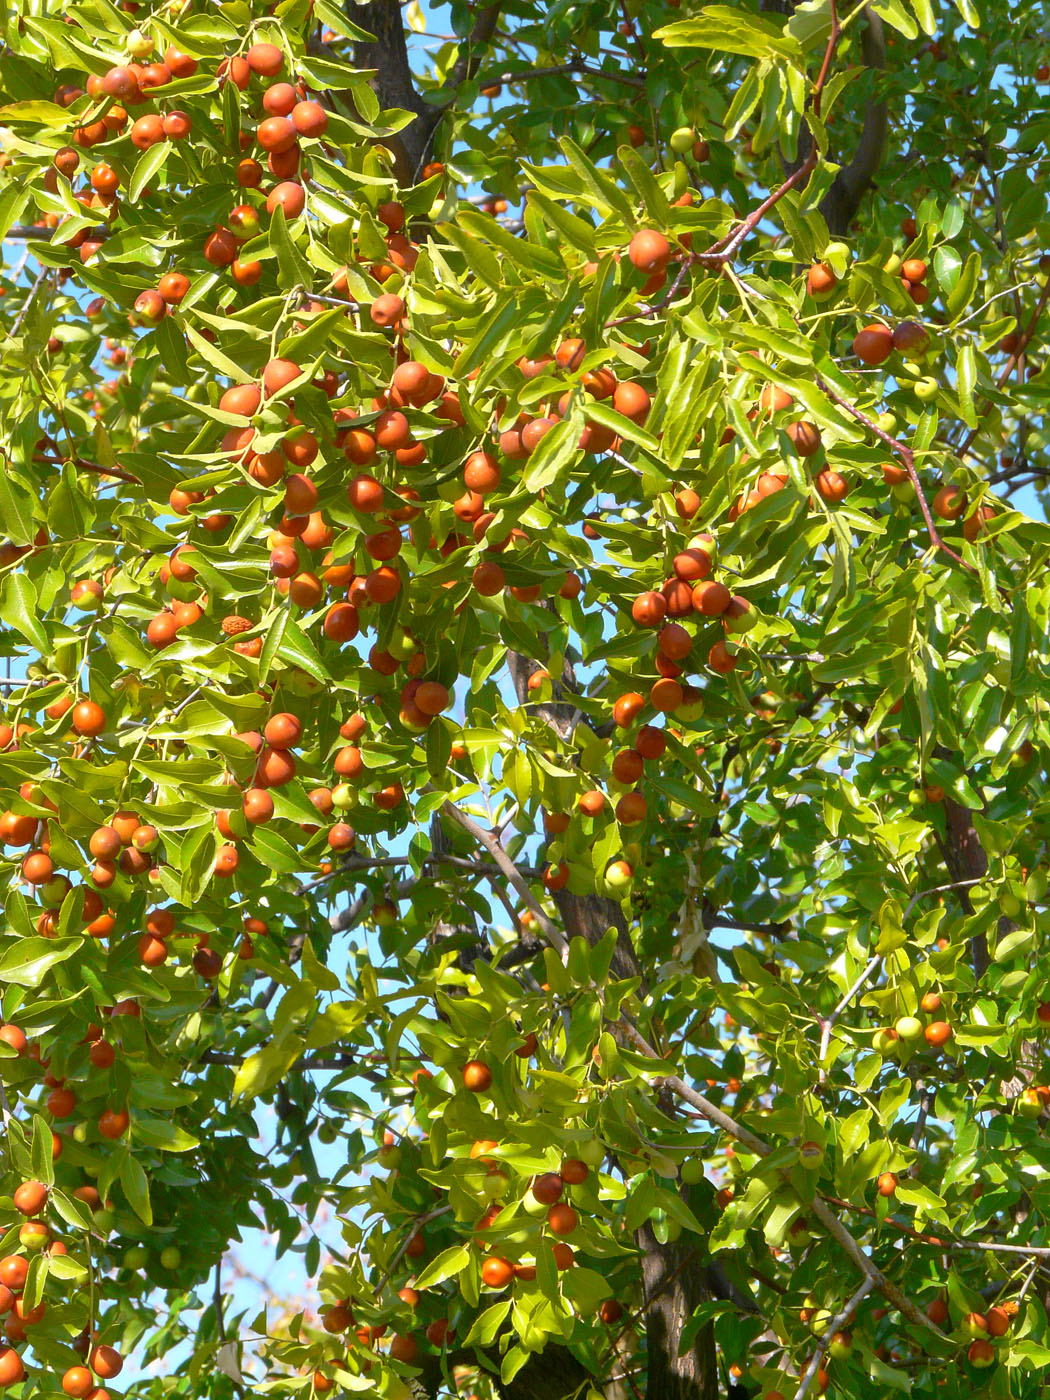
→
(35, 452, 141, 485)
(813, 374, 972, 570)
(699, 0, 840, 264)
(957, 275, 1050, 460)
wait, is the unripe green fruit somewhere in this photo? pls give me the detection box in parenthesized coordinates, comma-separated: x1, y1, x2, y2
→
(331, 783, 356, 810)
(809, 1309, 833, 1336)
(124, 1246, 148, 1269)
(318, 1122, 338, 1143)
(481, 1167, 509, 1200)
(669, 126, 696, 154)
(895, 1015, 924, 1041)
(677, 694, 704, 722)
(828, 1330, 852, 1361)
(999, 892, 1022, 918)
(389, 628, 416, 661)
(93, 1209, 115, 1233)
(914, 376, 939, 402)
(874, 1027, 899, 1054)
(877, 412, 898, 434)
(799, 1140, 823, 1170)
(680, 1159, 704, 1185)
(159, 1244, 182, 1270)
(19, 1223, 48, 1251)
(1015, 1088, 1043, 1119)
(73, 1123, 90, 1144)
(577, 1139, 605, 1167)
(883, 254, 903, 276)
(127, 27, 153, 56)
(377, 1145, 402, 1170)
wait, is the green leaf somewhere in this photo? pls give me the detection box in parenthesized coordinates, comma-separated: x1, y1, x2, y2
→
(412, 1244, 469, 1288)
(0, 183, 30, 242)
(0, 572, 47, 652)
(128, 140, 172, 204)
(0, 466, 38, 545)
(269, 205, 314, 290)
(0, 937, 80, 988)
(31, 1115, 55, 1188)
(118, 1151, 153, 1225)
(232, 1036, 306, 1101)
(463, 1300, 511, 1346)
(955, 344, 977, 428)
(130, 1117, 201, 1152)
(655, 8, 805, 62)
(277, 616, 329, 682)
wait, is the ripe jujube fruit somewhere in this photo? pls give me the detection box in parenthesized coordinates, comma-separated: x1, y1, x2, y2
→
(631, 591, 666, 627)
(628, 229, 671, 272)
(852, 323, 894, 366)
(0, 1350, 23, 1386)
(532, 1172, 563, 1204)
(89, 1347, 122, 1380)
(264, 713, 302, 751)
(481, 1256, 513, 1288)
(292, 101, 327, 137)
(806, 261, 837, 296)
(933, 484, 965, 520)
(98, 1109, 129, 1139)
(12, 1182, 46, 1216)
(0, 1258, 28, 1290)
(547, 1203, 578, 1235)
(63, 1366, 94, 1398)
(246, 42, 283, 76)
(462, 1059, 492, 1093)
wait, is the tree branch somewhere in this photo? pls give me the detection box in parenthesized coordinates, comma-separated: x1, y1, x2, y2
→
(820, 10, 887, 235)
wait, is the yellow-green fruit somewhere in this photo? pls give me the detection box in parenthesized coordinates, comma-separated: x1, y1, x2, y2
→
(389, 628, 416, 661)
(828, 1330, 852, 1360)
(799, 1140, 823, 1170)
(331, 783, 356, 810)
(809, 1309, 833, 1336)
(680, 1158, 704, 1185)
(999, 892, 1022, 918)
(577, 1139, 605, 1167)
(159, 1244, 182, 1269)
(124, 1245, 148, 1269)
(883, 253, 903, 276)
(914, 377, 939, 402)
(669, 126, 696, 154)
(895, 1015, 924, 1041)
(1016, 1088, 1043, 1118)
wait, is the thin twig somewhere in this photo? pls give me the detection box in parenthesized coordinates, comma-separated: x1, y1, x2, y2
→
(814, 373, 971, 570)
(793, 1278, 874, 1400)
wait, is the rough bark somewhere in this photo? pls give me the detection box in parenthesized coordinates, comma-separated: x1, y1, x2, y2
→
(760, 0, 887, 237)
(414, 1340, 591, 1400)
(820, 12, 887, 236)
(639, 1228, 718, 1400)
(352, 0, 432, 179)
(941, 795, 991, 978)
